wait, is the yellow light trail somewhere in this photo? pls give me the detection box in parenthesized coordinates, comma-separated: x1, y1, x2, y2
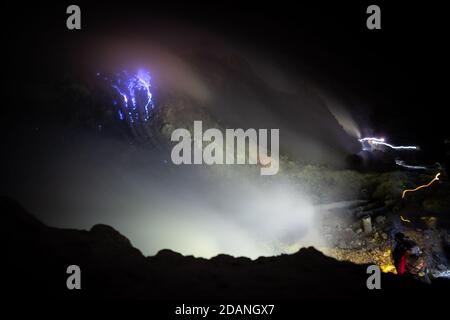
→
(400, 215, 411, 223)
(401, 173, 441, 199)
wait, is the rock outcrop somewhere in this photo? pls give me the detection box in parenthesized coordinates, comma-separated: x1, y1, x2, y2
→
(2, 197, 448, 302)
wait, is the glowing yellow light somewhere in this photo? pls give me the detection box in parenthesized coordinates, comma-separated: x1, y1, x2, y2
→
(402, 173, 441, 199)
(380, 264, 397, 274)
(400, 215, 411, 223)
(380, 249, 397, 274)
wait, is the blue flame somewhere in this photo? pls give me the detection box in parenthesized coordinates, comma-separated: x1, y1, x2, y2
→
(99, 69, 155, 123)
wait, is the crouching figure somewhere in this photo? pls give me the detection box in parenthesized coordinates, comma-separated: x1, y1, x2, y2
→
(393, 232, 431, 284)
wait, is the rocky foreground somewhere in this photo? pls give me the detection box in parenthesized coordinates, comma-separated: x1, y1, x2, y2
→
(3, 197, 449, 302)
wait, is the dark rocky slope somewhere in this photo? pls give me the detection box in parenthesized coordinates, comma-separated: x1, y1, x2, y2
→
(3, 197, 448, 302)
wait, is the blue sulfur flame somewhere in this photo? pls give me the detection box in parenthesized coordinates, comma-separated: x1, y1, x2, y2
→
(99, 69, 155, 123)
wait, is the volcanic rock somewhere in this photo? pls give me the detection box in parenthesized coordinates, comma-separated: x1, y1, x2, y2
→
(2, 196, 449, 303)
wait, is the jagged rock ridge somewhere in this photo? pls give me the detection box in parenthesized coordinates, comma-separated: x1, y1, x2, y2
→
(2, 197, 448, 301)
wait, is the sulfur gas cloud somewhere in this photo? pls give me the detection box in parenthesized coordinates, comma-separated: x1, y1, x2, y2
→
(2, 25, 363, 259)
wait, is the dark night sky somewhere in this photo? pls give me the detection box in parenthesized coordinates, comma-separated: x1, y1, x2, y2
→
(1, 1, 448, 182)
(4, 1, 448, 149)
